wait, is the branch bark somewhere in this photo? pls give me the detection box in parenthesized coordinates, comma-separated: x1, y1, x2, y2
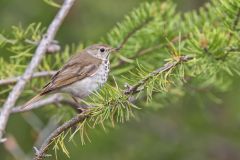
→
(0, 0, 76, 142)
(34, 113, 88, 160)
(0, 71, 56, 86)
(11, 94, 82, 114)
(11, 94, 63, 113)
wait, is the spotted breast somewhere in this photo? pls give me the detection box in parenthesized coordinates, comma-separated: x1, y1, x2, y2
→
(60, 59, 110, 98)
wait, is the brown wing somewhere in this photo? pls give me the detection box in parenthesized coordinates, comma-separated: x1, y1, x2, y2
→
(41, 51, 102, 95)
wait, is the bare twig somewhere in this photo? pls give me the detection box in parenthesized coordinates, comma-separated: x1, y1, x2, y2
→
(34, 113, 88, 160)
(21, 112, 44, 133)
(0, 71, 56, 86)
(46, 40, 61, 53)
(25, 39, 61, 53)
(34, 117, 59, 147)
(11, 94, 62, 113)
(4, 135, 30, 160)
(0, 0, 76, 141)
(11, 94, 81, 114)
(124, 55, 193, 95)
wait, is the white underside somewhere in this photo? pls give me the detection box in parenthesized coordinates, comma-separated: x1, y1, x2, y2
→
(60, 60, 109, 98)
(60, 77, 100, 98)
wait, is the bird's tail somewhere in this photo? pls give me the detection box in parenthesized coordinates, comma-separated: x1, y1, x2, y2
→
(21, 94, 43, 109)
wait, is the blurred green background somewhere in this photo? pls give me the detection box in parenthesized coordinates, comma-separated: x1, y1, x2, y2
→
(1, 0, 240, 160)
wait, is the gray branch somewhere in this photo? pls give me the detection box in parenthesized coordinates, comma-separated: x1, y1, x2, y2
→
(34, 113, 88, 160)
(11, 94, 82, 114)
(11, 94, 63, 113)
(0, 71, 56, 86)
(0, 0, 76, 142)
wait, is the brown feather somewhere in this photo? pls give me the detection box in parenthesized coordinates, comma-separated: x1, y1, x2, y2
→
(22, 47, 102, 108)
(41, 51, 102, 95)
(21, 94, 43, 109)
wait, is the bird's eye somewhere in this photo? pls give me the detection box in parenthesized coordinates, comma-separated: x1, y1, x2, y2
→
(100, 48, 105, 53)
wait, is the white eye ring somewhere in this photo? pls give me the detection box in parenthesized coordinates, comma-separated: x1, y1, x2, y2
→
(100, 48, 105, 53)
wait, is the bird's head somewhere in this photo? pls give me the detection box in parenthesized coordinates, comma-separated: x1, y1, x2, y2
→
(85, 44, 120, 60)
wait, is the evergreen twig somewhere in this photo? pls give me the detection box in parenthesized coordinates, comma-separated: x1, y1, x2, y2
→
(118, 17, 153, 49)
(0, 0, 239, 158)
(34, 113, 88, 160)
(112, 34, 189, 68)
(217, 8, 240, 60)
(124, 55, 193, 95)
(33, 54, 193, 159)
(227, 8, 240, 45)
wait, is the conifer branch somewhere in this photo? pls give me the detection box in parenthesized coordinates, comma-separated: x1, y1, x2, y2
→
(0, 0, 76, 142)
(124, 55, 193, 95)
(218, 8, 240, 60)
(34, 113, 88, 160)
(227, 8, 240, 45)
(118, 17, 153, 49)
(0, 71, 56, 86)
(1, 0, 239, 158)
(112, 35, 189, 69)
(112, 44, 164, 68)
(33, 54, 193, 159)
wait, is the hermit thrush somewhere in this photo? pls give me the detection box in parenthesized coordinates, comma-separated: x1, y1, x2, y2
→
(23, 44, 119, 108)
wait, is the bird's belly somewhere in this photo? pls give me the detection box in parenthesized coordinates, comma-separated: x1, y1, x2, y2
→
(60, 77, 98, 98)
(60, 68, 108, 98)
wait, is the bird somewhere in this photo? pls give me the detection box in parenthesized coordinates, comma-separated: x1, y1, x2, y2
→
(23, 44, 119, 109)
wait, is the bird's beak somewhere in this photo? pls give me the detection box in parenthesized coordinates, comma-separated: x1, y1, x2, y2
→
(110, 47, 121, 53)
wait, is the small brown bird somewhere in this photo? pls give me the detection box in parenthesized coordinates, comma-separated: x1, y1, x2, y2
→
(23, 44, 119, 108)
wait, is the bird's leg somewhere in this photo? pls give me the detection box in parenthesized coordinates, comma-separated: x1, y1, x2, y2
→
(71, 96, 83, 113)
(71, 96, 90, 113)
(72, 96, 80, 104)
